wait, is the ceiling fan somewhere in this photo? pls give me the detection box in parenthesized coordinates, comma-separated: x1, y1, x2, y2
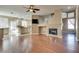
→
(24, 5, 40, 13)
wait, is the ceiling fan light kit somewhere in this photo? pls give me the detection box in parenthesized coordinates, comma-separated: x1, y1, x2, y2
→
(25, 5, 40, 13)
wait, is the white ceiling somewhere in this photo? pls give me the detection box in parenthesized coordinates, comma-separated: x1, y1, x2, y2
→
(0, 5, 76, 16)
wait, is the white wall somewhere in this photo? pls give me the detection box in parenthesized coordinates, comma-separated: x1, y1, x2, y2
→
(38, 16, 45, 24)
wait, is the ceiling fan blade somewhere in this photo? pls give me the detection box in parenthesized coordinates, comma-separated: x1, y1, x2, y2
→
(33, 10, 36, 13)
(34, 9, 40, 11)
(26, 10, 30, 12)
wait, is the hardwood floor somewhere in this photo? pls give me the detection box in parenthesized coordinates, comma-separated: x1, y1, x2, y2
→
(31, 34, 79, 53)
(0, 35, 32, 53)
(0, 34, 79, 53)
(31, 35, 66, 53)
(62, 33, 79, 53)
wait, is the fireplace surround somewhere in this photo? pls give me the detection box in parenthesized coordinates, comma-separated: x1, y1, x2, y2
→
(49, 28, 57, 35)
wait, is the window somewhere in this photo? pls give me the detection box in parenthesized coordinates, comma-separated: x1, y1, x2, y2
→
(0, 17, 9, 28)
(62, 11, 75, 18)
(62, 13, 67, 18)
(68, 18, 75, 29)
(68, 12, 75, 18)
(62, 11, 75, 30)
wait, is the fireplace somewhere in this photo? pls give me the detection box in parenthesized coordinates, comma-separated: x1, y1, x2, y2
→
(49, 28, 57, 35)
